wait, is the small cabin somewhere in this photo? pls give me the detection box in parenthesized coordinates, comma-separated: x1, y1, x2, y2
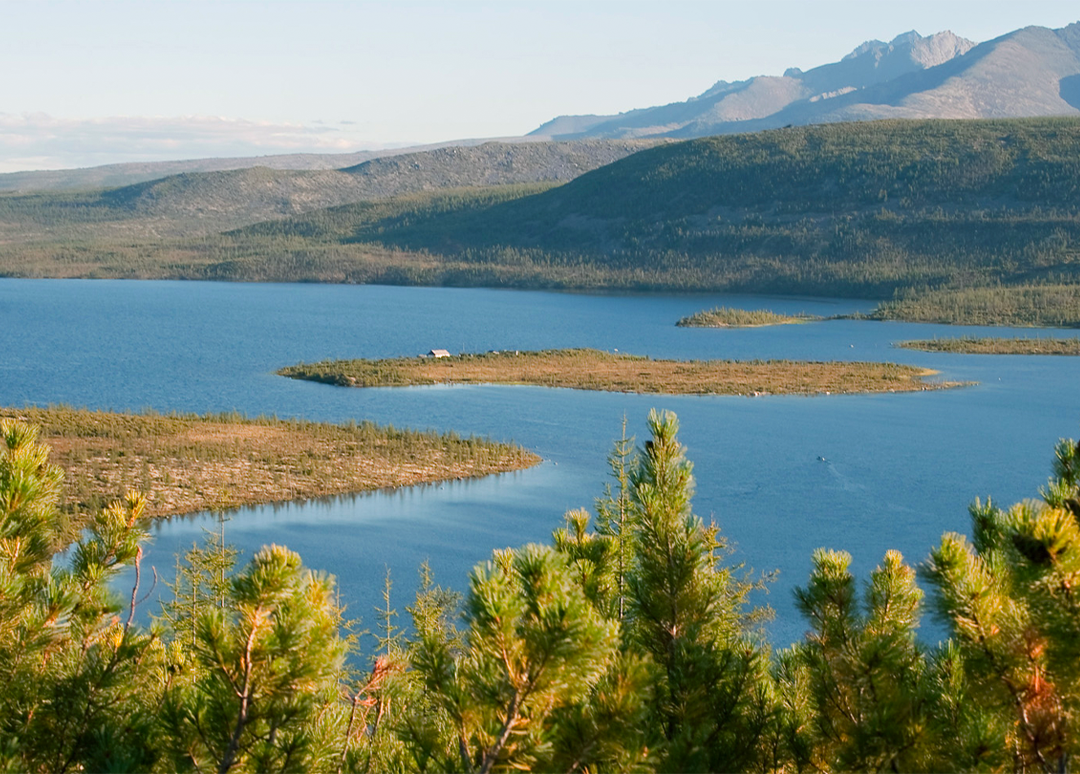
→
(427, 349, 451, 358)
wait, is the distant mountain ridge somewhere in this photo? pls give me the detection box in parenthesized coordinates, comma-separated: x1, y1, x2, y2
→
(0, 139, 662, 241)
(0, 138, 538, 194)
(120, 139, 661, 234)
(530, 23, 1080, 139)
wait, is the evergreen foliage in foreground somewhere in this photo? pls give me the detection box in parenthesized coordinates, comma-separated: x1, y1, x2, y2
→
(3, 412, 1080, 771)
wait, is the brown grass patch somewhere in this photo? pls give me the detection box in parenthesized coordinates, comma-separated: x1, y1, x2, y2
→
(3, 407, 539, 519)
(279, 348, 967, 396)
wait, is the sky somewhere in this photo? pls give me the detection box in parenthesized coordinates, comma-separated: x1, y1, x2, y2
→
(2, 0, 1079, 172)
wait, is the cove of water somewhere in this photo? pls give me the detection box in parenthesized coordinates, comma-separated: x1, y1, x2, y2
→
(3, 278, 1079, 647)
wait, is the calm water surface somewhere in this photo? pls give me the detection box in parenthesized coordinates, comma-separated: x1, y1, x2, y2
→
(3, 279, 1079, 646)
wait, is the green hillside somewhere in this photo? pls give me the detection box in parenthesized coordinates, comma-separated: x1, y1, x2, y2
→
(3, 119, 1080, 322)
(324, 118, 1080, 297)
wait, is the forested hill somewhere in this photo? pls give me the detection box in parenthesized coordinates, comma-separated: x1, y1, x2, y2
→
(517, 118, 1080, 217)
(290, 118, 1080, 297)
(5, 119, 1080, 321)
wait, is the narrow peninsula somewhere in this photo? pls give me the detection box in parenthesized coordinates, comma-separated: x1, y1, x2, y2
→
(278, 348, 962, 396)
(898, 337, 1080, 355)
(4, 407, 539, 518)
(677, 307, 820, 328)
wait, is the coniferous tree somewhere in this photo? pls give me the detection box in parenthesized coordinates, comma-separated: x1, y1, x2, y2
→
(158, 544, 348, 773)
(549, 508, 654, 773)
(409, 544, 620, 773)
(923, 437, 1080, 773)
(0, 419, 161, 772)
(396, 562, 464, 773)
(623, 409, 772, 772)
(11, 411, 1080, 774)
(595, 417, 637, 620)
(163, 516, 239, 649)
(553, 509, 619, 616)
(353, 567, 409, 774)
(789, 549, 939, 771)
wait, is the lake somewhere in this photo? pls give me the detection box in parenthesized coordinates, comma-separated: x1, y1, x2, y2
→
(3, 278, 1078, 647)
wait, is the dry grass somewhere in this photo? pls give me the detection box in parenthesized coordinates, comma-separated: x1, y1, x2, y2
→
(3, 407, 539, 518)
(279, 348, 964, 396)
(897, 337, 1080, 355)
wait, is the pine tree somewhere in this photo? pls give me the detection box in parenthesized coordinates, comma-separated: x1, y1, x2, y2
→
(923, 437, 1080, 772)
(0, 419, 161, 772)
(552, 508, 619, 616)
(595, 416, 637, 620)
(396, 562, 463, 773)
(158, 544, 348, 773)
(790, 549, 939, 771)
(162, 515, 239, 649)
(350, 566, 408, 774)
(549, 507, 653, 773)
(624, 409, 771, 772)
(409, 544, 619, 773)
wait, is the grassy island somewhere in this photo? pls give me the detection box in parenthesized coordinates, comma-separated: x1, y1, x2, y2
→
(677, 307, 820, 328)
(279, 348, 962, 396)
(2, 407, 539, 518)
(898, 337, 1080, 355)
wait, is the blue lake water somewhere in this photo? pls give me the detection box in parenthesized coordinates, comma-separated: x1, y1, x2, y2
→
(2, 278, 1079, 647)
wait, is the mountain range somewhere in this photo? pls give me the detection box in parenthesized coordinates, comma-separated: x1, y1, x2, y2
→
(529, 23, 1080, 140)
(3, 22, 1079, 196)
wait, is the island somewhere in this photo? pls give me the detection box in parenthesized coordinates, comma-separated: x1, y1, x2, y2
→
(278, 348, 964, 396)
(3, 407, 539, 518)
(897, 337, 1080, 355)
(676, 307, 820, 328)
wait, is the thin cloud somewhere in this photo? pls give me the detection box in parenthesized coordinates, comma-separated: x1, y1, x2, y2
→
(0, 113, 390, 172)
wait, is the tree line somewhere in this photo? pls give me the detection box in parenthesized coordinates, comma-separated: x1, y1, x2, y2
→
(2, 410, 1079, 772)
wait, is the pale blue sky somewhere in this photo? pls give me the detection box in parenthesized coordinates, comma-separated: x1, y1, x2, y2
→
(2, 0, 1078, 171)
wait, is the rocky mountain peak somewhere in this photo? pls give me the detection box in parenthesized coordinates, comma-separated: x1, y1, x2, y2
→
(842, 30, 974, 69)
(530, 22, 1078, 141)
(905, 30, 976, 67)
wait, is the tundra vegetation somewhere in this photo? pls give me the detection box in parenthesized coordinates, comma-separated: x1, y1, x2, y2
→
(676, 307, 820, 327)
(871, 284, 1080, 327)
(3, 119, 1080, 325)
(4, 409, 1080, 772)
(0, 406, 538, 518)
(277, 348, 961, 396)
(898, 336, 1080, 355)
